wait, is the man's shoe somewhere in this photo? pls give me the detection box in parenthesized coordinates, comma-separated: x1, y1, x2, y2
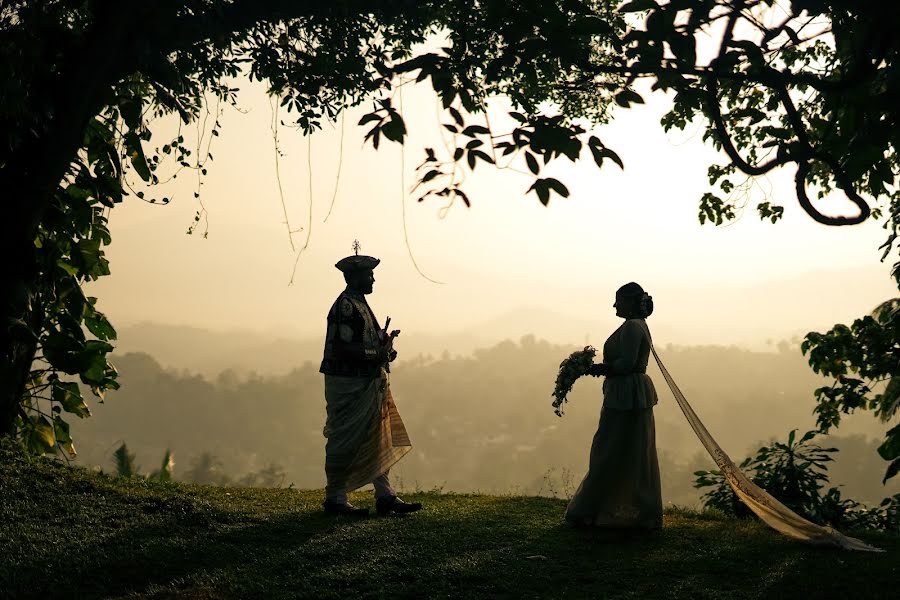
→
(375, 495, 422, 516)
(323, 500, 370, 517)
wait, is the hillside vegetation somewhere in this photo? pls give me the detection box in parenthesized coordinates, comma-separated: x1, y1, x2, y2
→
(1, 446, 897, 599)
(69, 337, 899, 507)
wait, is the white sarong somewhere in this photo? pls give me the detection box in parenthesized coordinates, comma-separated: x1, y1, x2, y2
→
(324, 368, 411, 496)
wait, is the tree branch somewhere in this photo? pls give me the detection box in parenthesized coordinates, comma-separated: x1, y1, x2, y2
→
(703, 5, 871, 226)
(794, 161, 871, 226)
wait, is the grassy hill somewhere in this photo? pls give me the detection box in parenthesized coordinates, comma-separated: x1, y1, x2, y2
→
(1, 445, 897, 600)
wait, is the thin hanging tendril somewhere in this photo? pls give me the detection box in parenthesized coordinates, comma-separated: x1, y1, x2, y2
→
(399, 84, 444, 285)
(323, 111, 345, 222)
(271, 96, 297, 252)
(289, 135, 315, 285)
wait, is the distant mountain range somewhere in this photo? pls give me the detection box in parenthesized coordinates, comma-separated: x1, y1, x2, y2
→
(112, 266, 896, 376)
(112, 307, 603, 376)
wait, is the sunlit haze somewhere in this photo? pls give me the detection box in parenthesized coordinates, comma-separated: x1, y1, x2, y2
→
(89, 78, 896, 360)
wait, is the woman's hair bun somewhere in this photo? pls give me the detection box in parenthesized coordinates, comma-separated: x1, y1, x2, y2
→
(617, 282, 653, 318)
(639, 293, 654, 318)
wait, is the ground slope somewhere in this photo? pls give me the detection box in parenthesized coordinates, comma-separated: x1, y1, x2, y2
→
(1, 446, 897, 599)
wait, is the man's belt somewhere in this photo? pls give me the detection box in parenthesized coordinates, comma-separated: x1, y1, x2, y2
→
(319, 358, 380, 378)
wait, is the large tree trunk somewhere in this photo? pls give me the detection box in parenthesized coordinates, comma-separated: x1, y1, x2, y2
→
(0, 1, 154, 437)
(0, 232, 38, 436)
(1, 153, 63, 436)
(0, 327, 40, 437)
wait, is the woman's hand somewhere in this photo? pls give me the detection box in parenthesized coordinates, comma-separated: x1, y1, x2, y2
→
(587, 363, 609, 377)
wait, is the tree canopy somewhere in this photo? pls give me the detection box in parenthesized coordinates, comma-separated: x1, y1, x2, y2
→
(1, 0, 897, 478)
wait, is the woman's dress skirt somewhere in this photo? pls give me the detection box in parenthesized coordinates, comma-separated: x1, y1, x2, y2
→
(565, 406, 663, 529)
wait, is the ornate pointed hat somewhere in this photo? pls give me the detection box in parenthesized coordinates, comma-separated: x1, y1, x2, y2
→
(335, 240, 380, 273)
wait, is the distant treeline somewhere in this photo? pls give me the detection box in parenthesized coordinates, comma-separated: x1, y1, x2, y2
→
(71, 336, 898, 506)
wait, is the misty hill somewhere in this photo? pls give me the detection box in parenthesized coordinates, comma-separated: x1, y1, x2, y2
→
(2, 447, 896, 599)
(114, 322, 325, 376)
(73, 335, 899, 508)
(114, 307, 600, 377)
(113, 261, 897, 377)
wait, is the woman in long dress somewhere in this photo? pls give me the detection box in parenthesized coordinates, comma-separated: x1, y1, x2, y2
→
(565, 282, 663, 529)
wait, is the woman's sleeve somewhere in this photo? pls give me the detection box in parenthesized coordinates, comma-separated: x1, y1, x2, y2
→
(608, 320, 646, 375)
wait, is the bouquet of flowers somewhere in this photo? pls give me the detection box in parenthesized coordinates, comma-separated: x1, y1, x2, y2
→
(551, 346, 597, 417)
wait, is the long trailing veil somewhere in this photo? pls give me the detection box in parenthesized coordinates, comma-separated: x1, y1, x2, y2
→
(642, 323, 883, 552)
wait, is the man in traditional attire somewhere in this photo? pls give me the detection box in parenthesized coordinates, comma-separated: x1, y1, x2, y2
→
(319, 249, 421, 517)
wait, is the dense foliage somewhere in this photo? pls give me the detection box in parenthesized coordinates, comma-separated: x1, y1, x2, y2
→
(695, 429, 900, 531)
(802, 299, 900, 483)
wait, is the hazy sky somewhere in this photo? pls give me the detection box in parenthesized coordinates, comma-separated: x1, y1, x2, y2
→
(89, 76, 897, 353)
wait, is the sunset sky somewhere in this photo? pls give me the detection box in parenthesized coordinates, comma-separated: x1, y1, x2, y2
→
(88, 76, 897, 356)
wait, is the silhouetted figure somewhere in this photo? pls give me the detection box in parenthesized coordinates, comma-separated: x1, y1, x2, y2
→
(565, 282, 663, 529)
(319, 249, 421, 517)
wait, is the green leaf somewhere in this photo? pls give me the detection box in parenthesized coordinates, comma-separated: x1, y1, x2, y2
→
(420, 169, 441, 184)
(601, 147, 624, 169)
(53, 416, 76, 458)
(545, 178, 570, 198)
(125, 133, 152, 182)
(528, 178, 568, 205)
(59, 280, 87, 320)
(468, 149, 493, 168)
(84, 308, 117, 342)
(757, 202, 784, 223)
(43, 330, 88, 375)
(364, 125, 381, 150)
(462, 125, 490, 137)
(589, 143, 606, 168)
(80, 341, 114, 386)
(528, 179, 550, 206)
(22, 416, 55, 455)
(883, 457, 900, 484)
(448, 107, 464, 126)
(357, 113, 382, 126)
(452, 188, 471, 207)
(614, 89, 645, 108)
(877, 424, 900, 460)
(381, 112, 407, 143)
(76, 238, 105, 276)
(52, 380, 91, 418)
(65, 184, 92, 202)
